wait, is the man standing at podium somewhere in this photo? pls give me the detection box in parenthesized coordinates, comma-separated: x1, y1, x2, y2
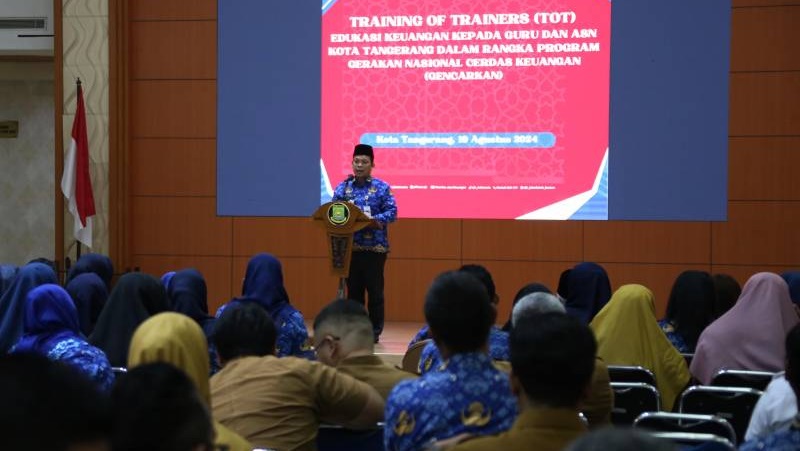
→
(333, 143, 397, 343)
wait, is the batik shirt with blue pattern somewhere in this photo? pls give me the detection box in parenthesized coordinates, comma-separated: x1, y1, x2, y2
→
(740, 415, 800, 451)
(47, 337, 115, 392)
(332, 177, 397, 252)
(215, 303, 314, 359)
(417, 326, 510, 374)
(658, 319, 692, 354)
(385, 352, 517, 451)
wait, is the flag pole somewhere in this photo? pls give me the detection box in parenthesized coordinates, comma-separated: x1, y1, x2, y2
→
(75, 77, 82, 260)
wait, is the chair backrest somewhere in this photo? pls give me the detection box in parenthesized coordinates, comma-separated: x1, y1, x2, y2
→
(401, 339, 430, 375)
(607, 365, 657, 386)
(634, 411, 736, 444)
(316, 423, 384, 451)
(111, 367, 127, 375)
(610, 382, 661, 426)
(678, 385, 763, 444)
(649, 432, 736, 451)
(711, 369, 776, 391)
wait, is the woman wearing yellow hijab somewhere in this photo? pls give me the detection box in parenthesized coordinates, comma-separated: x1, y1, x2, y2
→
(128, 312, 251, 451)
(590, 284, 690, 411)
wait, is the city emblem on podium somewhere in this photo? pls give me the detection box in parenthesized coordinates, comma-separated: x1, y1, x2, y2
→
(327, 202, 350, 226)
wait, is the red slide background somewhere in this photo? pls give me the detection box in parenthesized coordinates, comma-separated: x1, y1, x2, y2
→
(322, 0, 610, 219)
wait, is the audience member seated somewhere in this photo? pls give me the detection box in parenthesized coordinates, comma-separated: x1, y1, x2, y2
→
(384, 271, 517, 451)
(711, 274, 741, 320)
(127, 312, 251, 451)
(111, 362, 215, 451)
(562, 262, 613, 324)
(691, 272, 800, 385)
(65, 272, 108, 336)
(216, 253, 313, 358)
(313, 298, 416, 399)
(0, 262, 58, 352)
(210, 302, 384, 450)
(0, 353, 110, 451)
(745, 373, 796, 442)
(167, 268, 220, 374)
(444, 312, 596, 450)
(416, 264, 510, 373)
(590, 284, 690, 411)
(659, 270, 716, 353)
(566, 427, 676, 451)
(0, 264, 18, 297)
(65, 253, 115, 291)
(513, 292, 614, 429)
(89, 272, 169, 367)
(740, 324, 800, 450)
(500, 282, 553, 332)
(12, 284, 114, 391)
(161, 270, 177, 293)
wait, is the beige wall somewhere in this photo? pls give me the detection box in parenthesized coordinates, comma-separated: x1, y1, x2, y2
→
(0, 62, 55, 265)
(61, 0, 109, 258)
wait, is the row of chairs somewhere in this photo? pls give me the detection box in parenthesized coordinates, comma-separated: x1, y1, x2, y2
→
(609, 365, 770, 446)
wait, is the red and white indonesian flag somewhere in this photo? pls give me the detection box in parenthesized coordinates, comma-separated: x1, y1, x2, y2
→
(60, 82, 96, 248)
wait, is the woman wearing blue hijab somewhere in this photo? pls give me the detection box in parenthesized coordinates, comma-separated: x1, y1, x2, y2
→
(12, 284, 114, 391)
(0, 264, 19, 298)
(0, 262, 58, 352)
(66, 253, 114, 291)
(65, 273, 109, 336)
(218, 253, 311, 358)
(169, 268, 220, 373)
(564, 262, 613, 324)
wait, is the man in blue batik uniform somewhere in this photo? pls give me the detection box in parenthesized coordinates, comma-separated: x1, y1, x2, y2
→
(332, 143, 397, 342)
(384, 271, 517, 451)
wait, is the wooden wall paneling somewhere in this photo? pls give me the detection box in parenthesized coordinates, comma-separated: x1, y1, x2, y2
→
(131, 197, 232, 255)
(384, 258, 463, 322)
(130, 21, 216, 80)
(711, 265, 799, 291)
(732, 1, 800, 9)
(712, 201, 800, 266)
(461, 220, 583, 261)
(729, 137, 800, 201)
(130, 138, 216, 196)
(129, 0, 217, 21)
(601, 263, 713, 317)
(232, 218, 328, 258)
(130, 255, 232, 314)
(390, 219, 462, 259)
(583, 221, 712, 264)
(130, 80, 216, 138)
(731, 5, 800, 72)
(729, 73, 800, 136)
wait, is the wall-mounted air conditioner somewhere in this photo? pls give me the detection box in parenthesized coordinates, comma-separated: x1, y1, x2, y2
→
(0, 0, 53, 56)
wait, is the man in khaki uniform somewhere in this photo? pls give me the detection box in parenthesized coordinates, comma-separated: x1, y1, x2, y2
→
(446, 312, 596, 451)
(313, 299, 416, 400)
(210, 302, 384, 451)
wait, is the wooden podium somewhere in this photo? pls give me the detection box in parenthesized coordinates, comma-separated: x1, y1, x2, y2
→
(312, 201, 372, 298)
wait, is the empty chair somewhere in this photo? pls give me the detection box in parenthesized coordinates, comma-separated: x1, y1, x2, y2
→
(401, 338, 430, 374)
(610, 382, 661, 426)
(711, 369, 775, 391)
(316, 423, 384, 451)
(608, 365, 657, 386)
(634, 411, 736, 444)
(649, 432, 736, 451)
(679, 385, 763, 443)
